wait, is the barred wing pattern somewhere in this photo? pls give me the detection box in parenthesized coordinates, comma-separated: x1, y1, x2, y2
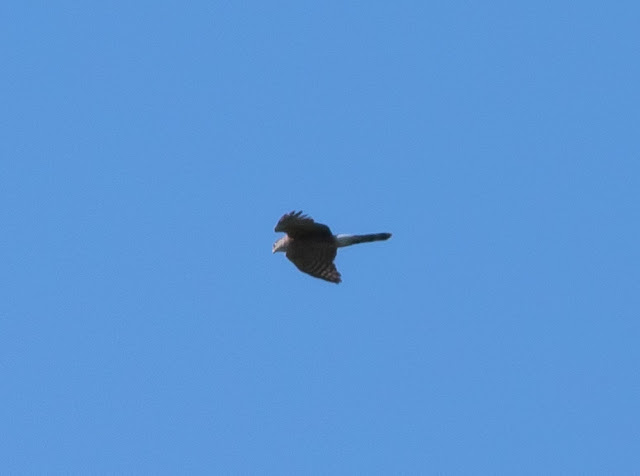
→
(286, 239, 341, 283)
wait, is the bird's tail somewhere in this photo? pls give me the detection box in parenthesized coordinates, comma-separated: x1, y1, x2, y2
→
(335, 233, 392, 248)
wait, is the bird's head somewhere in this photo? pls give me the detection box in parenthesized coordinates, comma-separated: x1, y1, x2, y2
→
(272, 236, 289, 254)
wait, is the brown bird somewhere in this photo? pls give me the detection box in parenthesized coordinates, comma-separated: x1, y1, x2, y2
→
(272, 211, 392, 283)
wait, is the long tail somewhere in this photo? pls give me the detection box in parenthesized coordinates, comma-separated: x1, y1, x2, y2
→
(335, 233, 392, 248)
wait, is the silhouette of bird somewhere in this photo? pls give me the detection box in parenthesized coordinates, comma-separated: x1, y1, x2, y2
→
(272, 211, 391, 283)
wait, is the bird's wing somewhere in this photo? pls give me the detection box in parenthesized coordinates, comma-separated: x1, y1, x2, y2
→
(274, 211, 332, 238)
(286, 239, 341, 283)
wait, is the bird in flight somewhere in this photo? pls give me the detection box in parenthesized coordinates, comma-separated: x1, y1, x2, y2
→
(272, 211, 391, 283)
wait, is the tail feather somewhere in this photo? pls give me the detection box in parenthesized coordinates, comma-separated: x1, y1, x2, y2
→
(335, 233, 392, 247)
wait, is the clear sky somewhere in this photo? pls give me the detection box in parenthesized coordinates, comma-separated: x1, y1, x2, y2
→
(2, 1, 639, 474)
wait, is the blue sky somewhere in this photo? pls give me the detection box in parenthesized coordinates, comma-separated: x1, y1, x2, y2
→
(2, 1, 639, 473)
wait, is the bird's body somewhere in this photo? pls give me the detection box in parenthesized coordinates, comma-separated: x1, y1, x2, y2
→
(272, 211, 391, 283)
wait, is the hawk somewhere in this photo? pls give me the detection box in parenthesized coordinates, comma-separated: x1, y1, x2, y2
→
(272, 211, 392, 283)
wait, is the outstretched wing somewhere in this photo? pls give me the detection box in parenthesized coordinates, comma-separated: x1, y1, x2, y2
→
(274, 210, 332, 238)
(286, 240, 341, 283)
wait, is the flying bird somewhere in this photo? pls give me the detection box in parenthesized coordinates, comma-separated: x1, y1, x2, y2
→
(272, 211, 391, 283)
